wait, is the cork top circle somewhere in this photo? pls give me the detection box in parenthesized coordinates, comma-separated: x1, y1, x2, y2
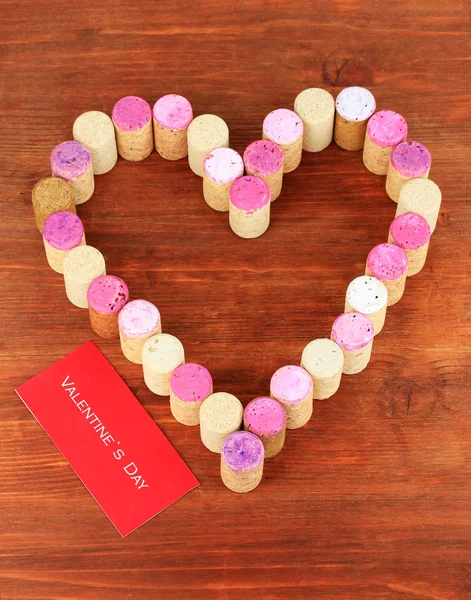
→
(243, 140, 284, 177)
(263, 108, 303, 144)
(335, 87, 376, 122)
(390, 141, 431, 177)
(367, 243, 408, 280)
(203, 148, 244, 184)
(294, 88, 335, 123)
(200, 392, 243, 433)
(170, 363, 213, 403)
(302, 339, 344, 378)
(389, 212, 431, 249)
(367, 110, 408, 147)
(346, 276, 388, 315)
(112, 96, 152, 132)
(42, 211, 84, 250)
(142, 333, 185, 369)
(187, 114, 229, 150)
(50, 141, 92, 181)
(87, 275, 129, 314)
(222, 431, 264, 472)
(270, 365, 313, 405)
(118, 299, 161, 339)
(73, 111, 116, 147)
(332, 312, 374, 351)
(153, 94, 193, 130)
(399, 178, 441, 211)
(230, 176, 270, 213)
(244, 397, 286, 437)
(62, 245, 105, 279)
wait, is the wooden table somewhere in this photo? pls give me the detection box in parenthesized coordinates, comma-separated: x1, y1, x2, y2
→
(1, 1, 470, 598)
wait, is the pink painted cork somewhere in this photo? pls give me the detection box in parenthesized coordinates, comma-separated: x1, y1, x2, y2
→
(243, 140, 284, 201)
(386, 140, 432, 202)
(262, 109, 303, 173)
(366, 243, 408, 306)
(112, 96, 153, 161)
(87, 275, 129, 339)
(270, 365, 313, 429)
(229, 175, 270, 239)
(389, 212, 431, 276)
(334, 87, 376, 151)
(363, 110, 408, 175)
(42, 211, 85, 274)
(51, 141, 94, 204)
(152, 94, 193, 161)
(202, 148, 244, 212)
(244, 396, 286, 458)
(221, 431, 264, 493)
(331, 312, 374, 375)
(118, 299, 161, 364)
(169, 363, 214, 426)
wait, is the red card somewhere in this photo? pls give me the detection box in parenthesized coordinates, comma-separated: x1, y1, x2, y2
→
(15, 341, 199, 537)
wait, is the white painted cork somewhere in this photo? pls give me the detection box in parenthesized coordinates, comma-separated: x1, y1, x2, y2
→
(118, 300, 162, 364)
(345, 276, 388, 335)
(203, 147, 244, 211)
(62, 245, 106, 309)
(294, 88, 335, 152)
(73, 111, 118, 175)
(396, 178, 442, 233)
(187, 114, 229, 177)
(301, 339, 344, 400)
(142, 333, 185, 396)
(334, 87, 376, 151)
(200, 392, 243, 453)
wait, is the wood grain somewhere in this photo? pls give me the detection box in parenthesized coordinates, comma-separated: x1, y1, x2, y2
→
(1, 0, 470, 598)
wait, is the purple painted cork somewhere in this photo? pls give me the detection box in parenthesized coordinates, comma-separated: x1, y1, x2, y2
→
(244, 140, 284, 176)
(244, 397, 286, 458)
(42, 211, 84, 250)
(221, 431, 264, 493)
(331, 312, 374, 352)
(390, 141, 431, 177)
(153, 94, 193, 130)
(170, 363, 213, 403)
(390, 213, 431, 250)
(50, 141, 91, 181)
(112, 96, 152, 132)
(367, 243, 408, 281)
(87, 275, 129, 314)
(204, 148, 244, 184)
(367, 111, 407, 147)
(230, 176, 270, 213)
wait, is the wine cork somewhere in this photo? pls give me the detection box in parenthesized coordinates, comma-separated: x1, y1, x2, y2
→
(262, 109, 303, 173)
(187, 114, 229, 176)
(243, 396, 286, 458)
(243, 140, 284, 202)
(72, 111, 118, 175)
(142, 333, 185, 396)
(301, 338, 344, 400)
(331, 312, 374, 375)
(363, 110, 408, 175)
(32, 177, 76, 233)
(294, 88, 335, 152)
(229, 176, 270, 239)
(221, 431, 264, 493)
(388, 212, 431, 277)
(118, 300, 161, 364)
(365, 243, 408, 306)
(42, 211, 85, 274)
(270, 365, 313, 429)
(62, 245, 106, 309)
(87, 275, 129, 339)
(200, 392, 243, 453)
(169, 363, 213, 426)
(203, 148, 244, 212)
(152, 94, 193, 161)
(345, 276, 388, 335)
(334, 87, 376, 151)
(386, 141, 431, 202)
(396, 178, 442, 233)
(112, 96, 153, 161)
(50, 141, 94, 205)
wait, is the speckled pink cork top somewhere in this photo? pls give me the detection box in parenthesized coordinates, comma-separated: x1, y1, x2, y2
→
(390, 212, 431, 249)
(112, 96, 152, 132)
(42, 211, 84, 250)
(390, 141, 431, 177)
(153, 94, 193, 130)
(367, 243, 408, 280)
(263, 109, 303, 144)
(203, 148, 244, 184)
(50, 141, 91, 181)
(118, 299, 160, 338)
(367, 110, 408, 147)
(332, 312, 374, 352)
(170, 363, 213, 403)
(222, 431, 264, 472)
(230, 176, 270, 213)
(270, 365, 313, 405)
(244, 397, 286, 437)
(335, 87, 376, 122)
(243, 140, 284, 176)
(87, 275, 129, 314)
